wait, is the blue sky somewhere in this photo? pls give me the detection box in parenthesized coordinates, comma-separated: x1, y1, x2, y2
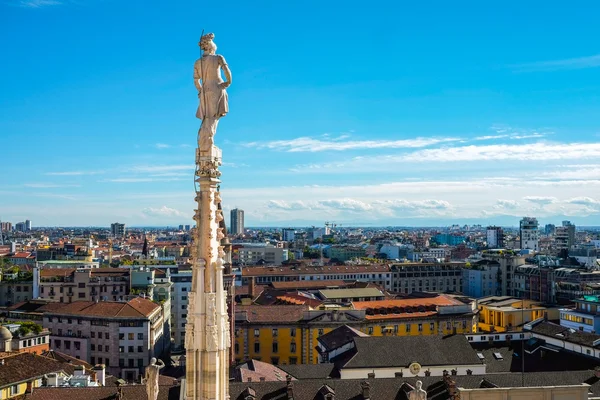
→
(1, 0, 600, 227)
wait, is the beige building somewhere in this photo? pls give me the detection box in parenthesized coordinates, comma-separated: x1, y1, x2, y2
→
(41, 298, 169, 381)
(0, 280, 33, 306)
(459, 384, 590, 399)
(36, 268, 130, 303)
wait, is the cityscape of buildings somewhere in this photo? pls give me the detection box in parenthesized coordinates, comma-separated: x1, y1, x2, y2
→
(1, 215, 600, 398)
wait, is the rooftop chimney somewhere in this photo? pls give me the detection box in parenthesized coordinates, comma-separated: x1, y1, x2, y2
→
(367, 372, 375, 379)
(259, 377, 265, 382)
(249, 277, 256, 298)
(360, 381, 371, 400)
(93, 364, 106, 386)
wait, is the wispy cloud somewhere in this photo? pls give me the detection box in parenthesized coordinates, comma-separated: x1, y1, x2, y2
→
(45, 170, 104, 176)
(101, 177, 185, 183)
(142, 206, 185, 218)
(244, 135, 460, 152)
(23, 183, 81, 188)
(155, 143, 171, 149)
(129, 165, 194, 173)
(523, 196, 557, 205)
(15, 0, 62, 8)
(513, 54, 600, 72)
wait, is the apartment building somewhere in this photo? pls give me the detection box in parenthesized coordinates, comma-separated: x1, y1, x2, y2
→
(519, 217, 539, 251)
(391, 263, 464, 294)
(475, 296, 559, 333)
(559, 295, 600, 333)
(241, 264, 393, 291)
(35, 268, 130, 303)
(235, 246, 288, 266)
(42, 298, 168, 380)
(233, 294, 474, 365)
(169, 269, 192, 350)
(0, 280, 33, 306)
(462, 260, 502, 298)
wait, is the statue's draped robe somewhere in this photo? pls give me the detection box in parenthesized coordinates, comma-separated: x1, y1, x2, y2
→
(195, 55, 229, 120)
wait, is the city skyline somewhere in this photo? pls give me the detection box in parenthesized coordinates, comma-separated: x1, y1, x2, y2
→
(2, 1, 600, 226)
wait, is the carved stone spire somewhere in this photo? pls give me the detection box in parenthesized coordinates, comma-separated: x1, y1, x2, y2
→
(185, 32, 232, 400)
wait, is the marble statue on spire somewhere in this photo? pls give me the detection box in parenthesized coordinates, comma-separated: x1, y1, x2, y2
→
(194, 33, 232, 151)
(145, 357, 165, 400)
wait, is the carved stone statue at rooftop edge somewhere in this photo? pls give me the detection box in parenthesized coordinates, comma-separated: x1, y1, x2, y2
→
(194, 32, 232, 151)
(409, 380, 427, 400)
(144, 357, 165, 400)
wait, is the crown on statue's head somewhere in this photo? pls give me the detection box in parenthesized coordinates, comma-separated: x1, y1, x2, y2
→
(199, 33, 215, 48)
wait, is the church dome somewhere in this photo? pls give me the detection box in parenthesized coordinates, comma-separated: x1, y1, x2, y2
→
(0, 326, 13, 340)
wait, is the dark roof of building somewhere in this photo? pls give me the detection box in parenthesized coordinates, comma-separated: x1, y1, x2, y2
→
(19, 384, 181, 400)
(230, 371, 600, 400)
(340, 334, 482, 369)
(317, 325, 369, 351)
(39, 350, 94, 369)
(528, 320, 600, 347)
(278, 364, 337, 380)
(469, 342, 600, 374)
(0, 353, 78, 388)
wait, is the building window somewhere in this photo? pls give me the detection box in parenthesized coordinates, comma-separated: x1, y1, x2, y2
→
(119, 359, 125, 367)
(128, 359, 134, 368)
(235, 343, 239, 354)
(75, 342, 81, 351)
(272, 329, 278, 337)
(128, 333, 134, 340)
(393, 325, 398, 334)
(55, 340, 61, 348)
(78, 293, 85, 298)
(98, 332, 103, 339)
(105, 333, 109, 339)
(91, 332, 95, 338)
(106, 346, 109, 352)
(290, 328, 296, 337)
(138, 346, 143, 352)
(65, 341, 71, 350)
(318, 328, 324, 336)
(254, 329, 260, 337)
(290, 343, 296, 353)
(406, 324, 411, 333)
(418, 324, 423, 332)
(430, 323, 435, 331)
(91, 356, 95, 364)
(368, 327, 373, 335)
(138, 333, 143, 340)
(272, 342, 278, 353)
(138, 359, 144, 368)
(128, 346, 134, 353)
(289, 357, 297, 365)
(446, 322, 451, 330)
(91, 344, 95, 351)
(254, 342, 260, 353)
(98, 345, 103, 351)
(10, 385, 19, 395)
(119, 346, 124, 353)
(119, 333, 124, 340)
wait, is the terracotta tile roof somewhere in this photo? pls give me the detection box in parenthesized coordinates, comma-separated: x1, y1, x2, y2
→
(11, 252, 33, 258)
(236, 305, 308, 323)
(39, 350, 93, 369)
(275, 294, 322, 308)
(242, 264, 391, 277)
(352, 295, 465, 321)
(41, 298, 159, 319)
(269, 280, 349, 290)
(235, 359, 292, 382)
(39, 269, 76, 277)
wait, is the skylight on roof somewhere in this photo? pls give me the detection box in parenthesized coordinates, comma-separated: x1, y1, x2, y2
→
(493, 352, 503, 360)
(477, 353, 485, 360)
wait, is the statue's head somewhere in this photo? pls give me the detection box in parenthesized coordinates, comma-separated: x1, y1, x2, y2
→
(199, 33, 217, 54)
(150, 357, 157, 365)
(416, 381, 423, 390)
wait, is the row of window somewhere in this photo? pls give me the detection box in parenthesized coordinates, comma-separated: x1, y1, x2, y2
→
(235, 342, 297, 354)
(41, 285, 125, 293)
(119, 345, 145, 353)
(21, 336, 46, 347)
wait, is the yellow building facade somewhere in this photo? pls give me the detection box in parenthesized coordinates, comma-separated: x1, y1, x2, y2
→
(476, 296, 559, 333)
(234, 295, 475, 365)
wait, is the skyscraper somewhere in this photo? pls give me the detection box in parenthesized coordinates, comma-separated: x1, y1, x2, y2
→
(519, 217, 539, 251)
(230, 208, 244, 235)
(486, 226, 504, 248)
(110, 222, 126, 237)
(25, 220, 32, 231)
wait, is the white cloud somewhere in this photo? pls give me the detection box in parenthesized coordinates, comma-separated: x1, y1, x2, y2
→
(101, 177, 185, 183)
(244, 135, 460, 152)
(513, 54, 600, 72)
(142, 206, 185, 218)
(23, 183, 81, 188)
(45, 170, 104, 176)
(566, 197, 600, 207)
(16, 0, 62, 7)
(129, 165, 194, 173)
(494, 199, 519, 209)
(394, 142, 600, 163)
(523, 196, 557, 205)
(155, 143, 171, 149)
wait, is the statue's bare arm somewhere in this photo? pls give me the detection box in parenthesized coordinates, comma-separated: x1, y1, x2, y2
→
(157, 359, 165, 368)
(194, 60, 202, 93)
(219, 56, 232, 88)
